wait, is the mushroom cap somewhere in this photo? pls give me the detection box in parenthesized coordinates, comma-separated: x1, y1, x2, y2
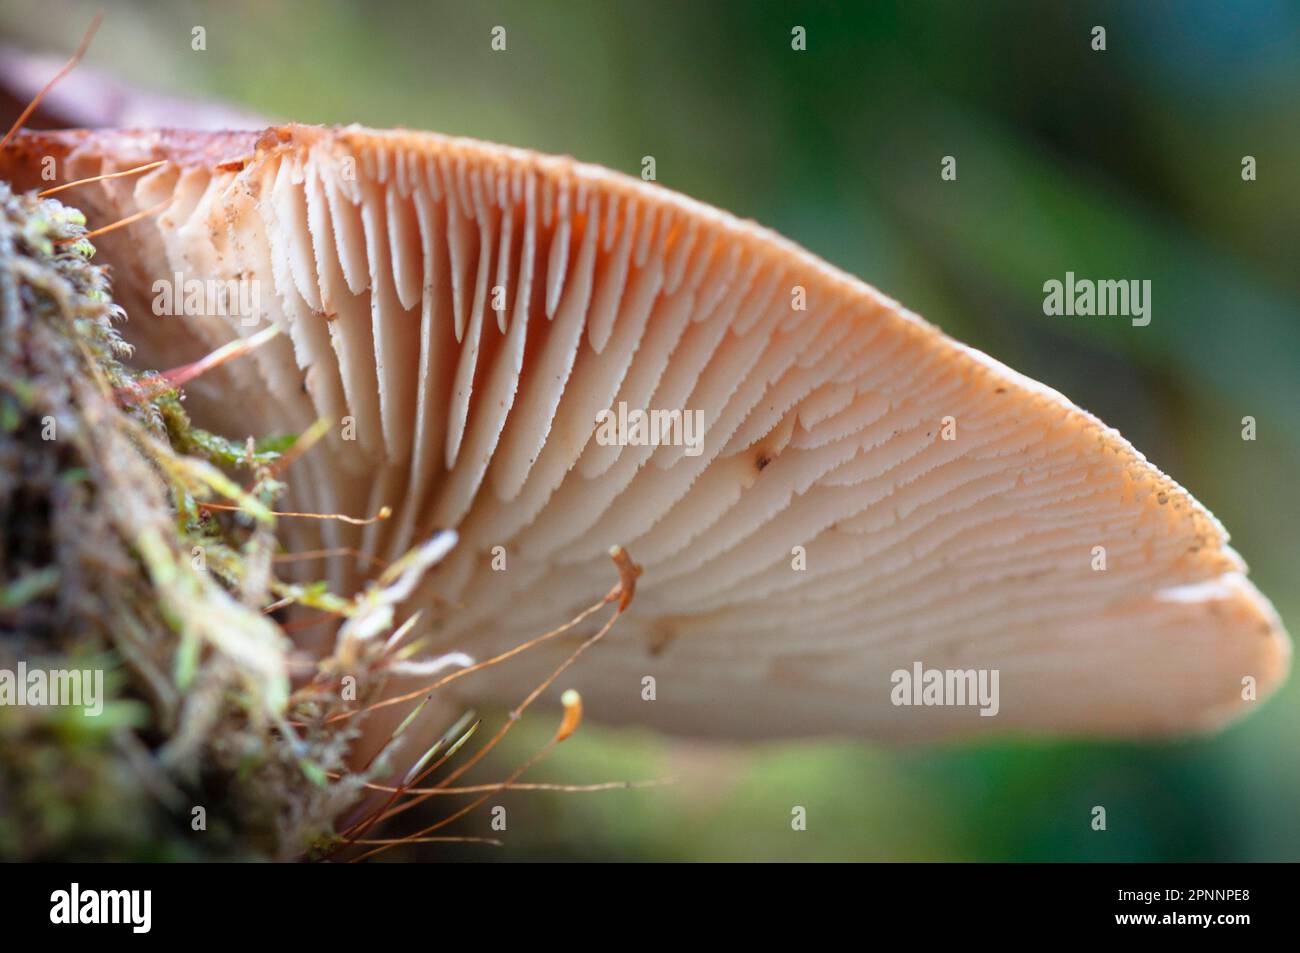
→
(5, 124, 1288, 741)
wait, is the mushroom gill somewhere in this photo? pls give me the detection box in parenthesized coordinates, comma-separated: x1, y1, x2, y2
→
(3, 124, 1288, 742)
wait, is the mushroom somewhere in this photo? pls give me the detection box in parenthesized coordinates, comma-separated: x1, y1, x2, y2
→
(4, 124, 1288, 742)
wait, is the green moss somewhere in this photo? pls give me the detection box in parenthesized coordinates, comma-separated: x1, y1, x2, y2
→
(0, 182, 386, 860)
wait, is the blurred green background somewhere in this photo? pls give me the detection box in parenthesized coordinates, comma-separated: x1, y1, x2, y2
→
(4, 0, 1297, 860)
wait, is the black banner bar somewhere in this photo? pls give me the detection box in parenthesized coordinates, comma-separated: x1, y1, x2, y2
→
(1, 862, 1287, 940)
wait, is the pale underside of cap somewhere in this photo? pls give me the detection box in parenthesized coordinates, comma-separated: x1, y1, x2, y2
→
(5, 125, 1289, 742)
